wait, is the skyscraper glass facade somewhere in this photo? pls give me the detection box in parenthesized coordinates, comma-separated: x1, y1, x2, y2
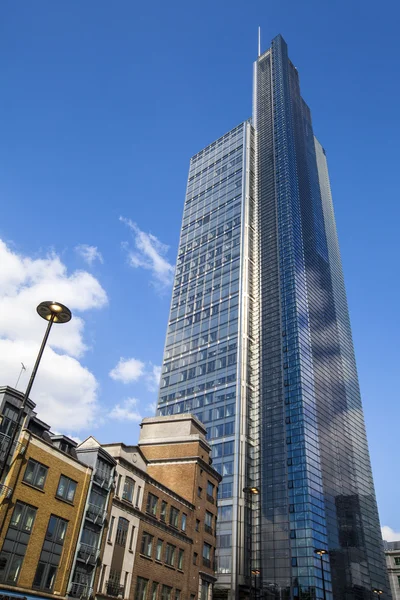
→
(157, 34, 390, 600)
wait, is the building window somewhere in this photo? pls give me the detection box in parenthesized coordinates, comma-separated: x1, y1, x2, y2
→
(169, 507, 179, 528)
(217, 555, 231, 573)
(56, 475, 77, 502)
(0, 502, 37, 584)
(217, 534, 232, 548)
(395, 557, 400, 565)
(207, 481, 215, 502)
(198, 486, 202, 498)
(165, 543, 176, 566)
(156, 539, 163, 561)
(196, 519, 200, 531)
(23, 459, 48, 490)
(193, 552, 198, 565)
(135, 485, 142, 507)
(129, 525, 136, 551)
(115, 517, 129, 547)
(181, 513, 187, 531)
(135, 577, 148, 600)
(161, 585, 172, 600)
(160, 501, 167, 522)
(178, 549, 184, 570)
(203, 543, 212, 568)
(205, 511, 213, 534)
(140, 532, 154, 557)
(398, 575, 400, 588)
(201, 580, 210, 600)
(174, 590, 181, 600)
(122, 477, 135, 502)
(108, 516, 115, 541)
(146, 493, 158, 516)
(220, 505, 232, 521)
(151, 582, 159, 600)
(33, 515, 68, 591)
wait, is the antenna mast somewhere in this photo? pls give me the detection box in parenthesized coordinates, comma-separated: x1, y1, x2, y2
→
(258, 26, 261, 57)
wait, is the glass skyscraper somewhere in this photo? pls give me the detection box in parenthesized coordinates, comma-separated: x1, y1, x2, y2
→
(157, 34, 390, 600)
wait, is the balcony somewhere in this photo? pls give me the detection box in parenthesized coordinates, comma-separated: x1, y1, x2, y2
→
(204, 524, 213, 536)
(69, 583, 93, 599)
(86, 503, 107, 525)
(203, 557, 211, 568)
(77, 543, 100, 565)
(105, 581, 125, 598)
(0, 432, 25, 467)
(93, 468, 113, 490)
(206, 494, 215, 504)
(0, 483, 12, 500)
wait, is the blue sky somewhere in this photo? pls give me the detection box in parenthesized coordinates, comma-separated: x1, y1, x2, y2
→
(1, 0, 399, 537)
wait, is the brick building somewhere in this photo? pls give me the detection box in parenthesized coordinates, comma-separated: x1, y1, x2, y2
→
(0, 388, 93, 600)
(132, 415, 221, 600)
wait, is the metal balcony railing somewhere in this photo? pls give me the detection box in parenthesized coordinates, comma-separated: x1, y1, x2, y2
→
(204, 524, 213, 535)
(69, 582, 93, 599)
(0, 432, 25, 466)
(203, 557, 211, 568)
(105, 581, 125, 597)
(86, 503, 106, 525)
(0, 483, 12, 500)
(93, 468, 113, 490)
(206, 494, 215, 504)
(77, 543, 100, 565)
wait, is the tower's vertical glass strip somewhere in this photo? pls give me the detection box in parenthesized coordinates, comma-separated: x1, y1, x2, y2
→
(157, 33, 390, 600)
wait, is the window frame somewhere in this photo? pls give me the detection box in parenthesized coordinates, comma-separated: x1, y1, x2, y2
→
(23, 459, 48, 490)
(56, 475, 77, 503)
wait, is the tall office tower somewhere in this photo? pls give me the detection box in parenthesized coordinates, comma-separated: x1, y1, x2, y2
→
(157, 34, 390, 600)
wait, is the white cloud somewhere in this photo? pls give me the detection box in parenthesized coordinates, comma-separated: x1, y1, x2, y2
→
(146, 364, 161, 392)
(0, 239, 108, 431)
(382, 526, 400, 542)
(109, 357, 145, 384)
(75, 244, 104, 266)
(120, 217, 174, 290)
(108, 397, 142, 423)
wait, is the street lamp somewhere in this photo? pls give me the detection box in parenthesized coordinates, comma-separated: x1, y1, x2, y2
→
(372, 590, 383, 596)
(314, 549, 328, 600)
(244, 487, 260, 600)
(0, 301, 72, 481)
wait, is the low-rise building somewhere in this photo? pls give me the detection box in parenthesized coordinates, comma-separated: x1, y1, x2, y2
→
(67, 437, 116, 600)
(133, 414, 221, 600)
(0, 389, 92, 600)
(384, 540, 400, 600)
(94, 443, 146, 600)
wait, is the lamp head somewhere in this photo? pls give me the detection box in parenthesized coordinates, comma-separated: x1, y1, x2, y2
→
(37, 301, 72, 324)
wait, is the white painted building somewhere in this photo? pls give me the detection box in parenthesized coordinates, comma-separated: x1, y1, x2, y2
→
(95, 444, 146, 600)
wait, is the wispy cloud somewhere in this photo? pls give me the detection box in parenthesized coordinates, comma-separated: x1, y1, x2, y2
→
(108, 398, 142, 422)
(146, 364, 161, 392)
(120, 217, 174, 290)
(109, 357, 145, 384)
(382, 525, 400, 542)
(75, 244, 104, 266)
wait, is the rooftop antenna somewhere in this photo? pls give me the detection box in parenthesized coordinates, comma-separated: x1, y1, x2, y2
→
(15, 362, 27, 389)
(258, 26, 261, 57)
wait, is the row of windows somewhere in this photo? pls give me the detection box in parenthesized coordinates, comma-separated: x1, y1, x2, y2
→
(145, 493, 187, 531)
(140, 533, 184, 570)
(135, 577, 183, 600)
(0, 501, 67, 592)
(23, 458, 77, 503)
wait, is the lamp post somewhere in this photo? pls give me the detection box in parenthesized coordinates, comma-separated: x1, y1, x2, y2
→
(372, 590, 383, 596)
(0, 301, 71, 481)
(314, 549, 328, 600)
(243, 486, 260, 600)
